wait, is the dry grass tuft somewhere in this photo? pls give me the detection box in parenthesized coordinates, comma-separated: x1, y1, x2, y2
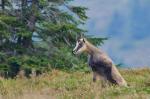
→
(0, 68, 150, 99)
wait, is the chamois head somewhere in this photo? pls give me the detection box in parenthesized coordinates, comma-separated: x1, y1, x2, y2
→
(73, 37, 87, 55)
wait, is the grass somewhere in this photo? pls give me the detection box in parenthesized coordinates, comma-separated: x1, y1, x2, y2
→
(0, 68, 150, 99)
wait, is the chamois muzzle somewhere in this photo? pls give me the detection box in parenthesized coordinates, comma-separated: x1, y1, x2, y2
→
(73, 38, 85, 55)
(72, 50, 77, 54)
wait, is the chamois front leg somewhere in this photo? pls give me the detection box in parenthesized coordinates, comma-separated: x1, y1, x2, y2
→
(93, 72, 97, 82)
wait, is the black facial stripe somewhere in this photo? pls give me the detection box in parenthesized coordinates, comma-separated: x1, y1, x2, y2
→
(76, 43, 83, 51)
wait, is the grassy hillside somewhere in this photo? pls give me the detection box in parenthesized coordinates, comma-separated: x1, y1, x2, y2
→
(0, 68, 150, 99)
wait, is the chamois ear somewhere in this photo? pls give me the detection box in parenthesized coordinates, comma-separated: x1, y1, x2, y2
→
(76, 34, 78, 40)
(83, 38, 85, 43)
(80, 33, 83, 38)
(76, 34, 80, 41)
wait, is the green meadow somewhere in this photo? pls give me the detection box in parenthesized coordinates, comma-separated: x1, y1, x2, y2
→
(0, 68, 150, 99)
(0, 1, 150, 99)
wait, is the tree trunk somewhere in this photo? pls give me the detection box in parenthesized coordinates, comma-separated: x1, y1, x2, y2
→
(21, 0, 38, 48)
(1, 0, 5, 10)
(27, 0, 38, 31)
(21, 0, 27, 14)
(22, 36, 32, 48)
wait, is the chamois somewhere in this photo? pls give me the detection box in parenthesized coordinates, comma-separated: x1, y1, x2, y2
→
(73, 37, 127, 86)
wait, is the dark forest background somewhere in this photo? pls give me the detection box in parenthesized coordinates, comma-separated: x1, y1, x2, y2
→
(0, 0, 106, 78)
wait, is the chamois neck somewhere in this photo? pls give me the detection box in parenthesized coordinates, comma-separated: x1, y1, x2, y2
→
(85, 40, 101, 55)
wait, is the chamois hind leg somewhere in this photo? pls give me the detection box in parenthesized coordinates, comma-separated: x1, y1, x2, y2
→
(93, 72, 97, 82)
(99, 75, 108, 87)
(93, 72, 107, 87)
(97, 73, 110, 88)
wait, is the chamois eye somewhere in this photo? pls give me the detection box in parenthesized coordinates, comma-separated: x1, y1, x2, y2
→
(78, 41, 81, 43)
(79, 42, 83, 46)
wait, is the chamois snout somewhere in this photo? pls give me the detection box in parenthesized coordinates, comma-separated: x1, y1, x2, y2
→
(72, 47, 79, 54)
(73, 38, 86, 55)
(72, 49, 77, 54)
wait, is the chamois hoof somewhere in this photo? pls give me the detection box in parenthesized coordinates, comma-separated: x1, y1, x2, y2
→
(93, 78, 96, 82)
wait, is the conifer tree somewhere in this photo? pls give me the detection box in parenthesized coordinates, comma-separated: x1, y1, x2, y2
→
(0, 0, 106, 77)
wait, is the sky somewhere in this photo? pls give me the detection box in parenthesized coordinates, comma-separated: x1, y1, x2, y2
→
(73, 0, 150, 67)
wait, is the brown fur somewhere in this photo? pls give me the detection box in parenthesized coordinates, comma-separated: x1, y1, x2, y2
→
(74, 38, 127, 86)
